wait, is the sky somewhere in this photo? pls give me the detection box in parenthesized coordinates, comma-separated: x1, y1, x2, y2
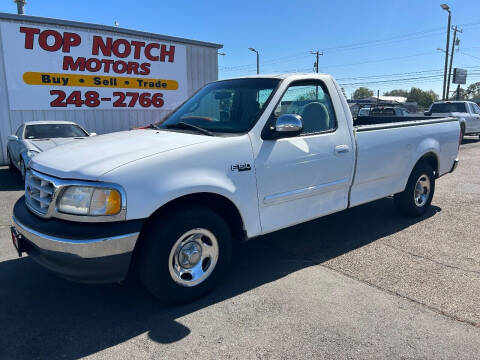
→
(1, 0, 479, 98)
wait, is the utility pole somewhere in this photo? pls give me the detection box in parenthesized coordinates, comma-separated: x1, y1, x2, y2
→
(441, 4, 452, 100)
(446, 25, 462, 100)
(310, 50, 323, 73)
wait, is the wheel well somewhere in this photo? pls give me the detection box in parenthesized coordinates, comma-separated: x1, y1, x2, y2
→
(417, 152, 439, 177)
(129, 192, 246, 275)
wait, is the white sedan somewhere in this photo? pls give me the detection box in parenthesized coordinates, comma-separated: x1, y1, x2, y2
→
(7, 121, 95, 181)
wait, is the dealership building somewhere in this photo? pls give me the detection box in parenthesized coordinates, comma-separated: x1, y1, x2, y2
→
(0, 12, 222, 165)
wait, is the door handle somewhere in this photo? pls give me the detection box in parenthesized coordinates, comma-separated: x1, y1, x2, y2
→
(335, 145, 350, 154)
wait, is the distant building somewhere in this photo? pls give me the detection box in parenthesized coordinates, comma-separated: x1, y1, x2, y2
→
(368, 95, 407, 103)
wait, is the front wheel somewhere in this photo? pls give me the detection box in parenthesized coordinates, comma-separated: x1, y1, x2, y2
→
(138, 206, 232, 304)
(394, 162, 435, 217)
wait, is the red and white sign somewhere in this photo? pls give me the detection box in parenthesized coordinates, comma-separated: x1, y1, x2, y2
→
(0, 22, 187, 110)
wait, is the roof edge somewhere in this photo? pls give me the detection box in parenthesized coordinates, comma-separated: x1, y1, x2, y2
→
(0, 12, 223, 49)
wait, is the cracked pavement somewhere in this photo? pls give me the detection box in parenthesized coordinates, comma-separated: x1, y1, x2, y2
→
(0, 137, 479, 359)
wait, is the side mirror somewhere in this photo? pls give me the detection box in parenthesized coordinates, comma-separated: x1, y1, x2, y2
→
(7, 135, 18, 141)
(262, 114, 303, 140)
(89, 132, 97, 136)
(275, 114, 303, 134)
(424, 111, 432, 116)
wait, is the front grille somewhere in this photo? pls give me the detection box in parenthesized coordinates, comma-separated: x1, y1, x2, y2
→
(25, 170, 56, 216)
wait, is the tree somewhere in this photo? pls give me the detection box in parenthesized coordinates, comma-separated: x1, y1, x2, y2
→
(466, 82, 480, 99)
(406, 87, 438, 109)
(352, 87, 374, 100)
(383, 89, 409, 98)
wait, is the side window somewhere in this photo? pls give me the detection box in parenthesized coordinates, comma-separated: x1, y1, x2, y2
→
(473, 104, 480, 115)
(274, 82, 336, 134)
(15, 125, 23, 138)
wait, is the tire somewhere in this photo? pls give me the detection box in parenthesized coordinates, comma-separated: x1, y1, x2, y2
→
(7, 151, 15, 171)
(19, 158, 26, 182)
(138, 206, 233, 304)
(460, 124, 465, 144)
(394, 162, 435, 217)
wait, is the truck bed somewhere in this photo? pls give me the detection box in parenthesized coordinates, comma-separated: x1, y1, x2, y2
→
(349, 117, 459, 208)
(354, 115, 443, 127)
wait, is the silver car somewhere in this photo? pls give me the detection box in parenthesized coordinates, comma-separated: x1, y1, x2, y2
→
(7, 121, 95, 181)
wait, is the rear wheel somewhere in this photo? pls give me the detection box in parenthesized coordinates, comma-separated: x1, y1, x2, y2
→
(139, 206, 232, 304)
(394, 162, 435, 217)
(460, 124, 465, 144)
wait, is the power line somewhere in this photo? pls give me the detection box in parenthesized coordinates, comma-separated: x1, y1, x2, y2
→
(220, 26, 454, 72)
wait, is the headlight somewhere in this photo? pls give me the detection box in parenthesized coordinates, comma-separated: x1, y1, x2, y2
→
(27, 150, 39, 158)
(57, 186, 122, 216)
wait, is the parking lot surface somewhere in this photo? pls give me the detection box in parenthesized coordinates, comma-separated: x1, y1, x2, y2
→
(0, 138, 479, 359)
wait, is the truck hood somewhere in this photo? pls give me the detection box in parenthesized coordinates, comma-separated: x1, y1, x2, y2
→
(28, 137, 87, 152)
(30, 130, 216, 180)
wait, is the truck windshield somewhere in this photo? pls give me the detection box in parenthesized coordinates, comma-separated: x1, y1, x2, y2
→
(430, 103, 467, 113)
(159, 78, 280, 133)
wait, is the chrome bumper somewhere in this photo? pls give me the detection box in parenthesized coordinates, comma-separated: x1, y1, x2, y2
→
(13, 215, 139, 258)
(450, 158, 459, 173)
(12, 197, 142, 283)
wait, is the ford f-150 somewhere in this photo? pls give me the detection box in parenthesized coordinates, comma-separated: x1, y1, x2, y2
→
(11, 73, 460, 303)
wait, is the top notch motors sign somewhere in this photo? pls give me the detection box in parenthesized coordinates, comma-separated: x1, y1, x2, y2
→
(1, 22, 188, 110)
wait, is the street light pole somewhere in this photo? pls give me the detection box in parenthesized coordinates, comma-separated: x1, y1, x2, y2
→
(446, 26, 462, 99)
(248, 48, 259, 74)
(441, 4, 451, 100)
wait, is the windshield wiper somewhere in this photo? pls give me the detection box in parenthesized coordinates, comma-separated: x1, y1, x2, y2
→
(147, 123, 161, 130)
(166, 122, 214, 136)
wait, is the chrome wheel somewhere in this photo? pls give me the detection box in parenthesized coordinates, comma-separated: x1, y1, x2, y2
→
(168, 228, 219, 287)
(413, 174, 431, 207)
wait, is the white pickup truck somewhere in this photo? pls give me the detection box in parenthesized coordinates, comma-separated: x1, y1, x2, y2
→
(425, 100, 480, 141)
(11, 74, 460, 304)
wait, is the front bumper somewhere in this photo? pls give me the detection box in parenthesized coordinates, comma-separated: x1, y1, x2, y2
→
(12, 196, 144, 283)
(450, 158, 459, 173)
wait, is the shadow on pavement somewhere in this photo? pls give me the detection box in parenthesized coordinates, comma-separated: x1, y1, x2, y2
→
(0, 167, 23, 191)
(0, 197, 441, 359)
(462, 136, 479, 145)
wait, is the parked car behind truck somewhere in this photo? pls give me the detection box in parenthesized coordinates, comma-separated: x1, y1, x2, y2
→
(7, 121, 94, 181)
(11, 74, 460, 304)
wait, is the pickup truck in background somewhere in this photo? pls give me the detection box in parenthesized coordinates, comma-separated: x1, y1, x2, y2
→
(11, 74, 460, 304)
(425, 100, 480, 141)
(357, 106, 411, 118)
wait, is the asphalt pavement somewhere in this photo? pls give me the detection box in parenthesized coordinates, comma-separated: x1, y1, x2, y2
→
(0, 137, 479, 359)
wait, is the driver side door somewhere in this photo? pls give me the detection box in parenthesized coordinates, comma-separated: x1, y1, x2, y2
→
(253, 81, 355, 234)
